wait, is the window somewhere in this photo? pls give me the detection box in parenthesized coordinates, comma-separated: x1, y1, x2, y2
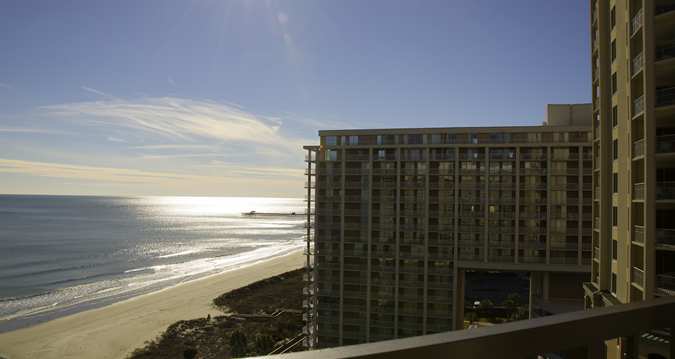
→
(611, 73, 617, 94)
(611, 40, 616, 62)
(612, 206, 618, 226)
(611, 273, 617, 294)
(377, 149, 386, 160)
(610, 7, 616, 29)
(612, 239, 617, 260)
(324, 136, 337, 146)
(406, 134, 424, 145)
(613, 139, 618, 159)
(613, 173, 618, 193)
(612, 106, 618, 127)
(325, 149, 338, 161)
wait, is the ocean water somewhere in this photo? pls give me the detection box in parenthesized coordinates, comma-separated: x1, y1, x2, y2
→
(0, 195, 305, 332)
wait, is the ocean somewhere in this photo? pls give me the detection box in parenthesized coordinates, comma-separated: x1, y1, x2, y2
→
(0, 195, 305, 332)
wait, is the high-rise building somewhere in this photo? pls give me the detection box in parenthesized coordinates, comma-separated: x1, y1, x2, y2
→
(585, 0, 675, 357)
(303, 104, 593, 349)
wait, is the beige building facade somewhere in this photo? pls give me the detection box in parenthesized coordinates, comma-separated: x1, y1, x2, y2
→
(303, 105, 593, 349)
(585, 0, 675, 357)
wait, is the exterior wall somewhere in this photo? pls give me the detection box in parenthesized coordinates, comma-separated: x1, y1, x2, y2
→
(587, 0, 675, 356)
(587, 0, 675, 309)
(307, 123, 593, 348)
(546, 103, 594, 126)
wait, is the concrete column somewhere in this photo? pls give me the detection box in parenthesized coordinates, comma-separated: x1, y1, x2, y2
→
(546, 146, 552, 265)
(366, 148, 373, 342)
(339, 147, 345, 346)
(423, 147, 430, 334)
(484, 147, 490, 263)
(578, 145, 584, 266)
(515, 147, 520, 263)
(453, 268, 465, 330)
(394, 147, 400, 338)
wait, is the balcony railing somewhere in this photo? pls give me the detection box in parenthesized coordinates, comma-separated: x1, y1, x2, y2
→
(632, 52, 644, 75)
(657, 87, 675, 108)
(633, 225, 645, 244)
(656, 273, 675, 293)
(656, 41, 675, 62)
(631, 8, 643, 35)
(657, 228, 675, 247)
(656, 134, 675, 154)
(633, 95, 645, 117)
(633, 182, 645, 200)
(633, 138, 645, 158)
(656, 4, 675, 15)
(632, 266, 644, 287)
(657, 181, 675, 200)
(274, 297, 675, 359)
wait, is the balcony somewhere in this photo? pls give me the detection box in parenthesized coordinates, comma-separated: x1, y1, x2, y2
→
(657, 181, 675, 200)
(632, 52, 644, 76)
(633, 182, 645, 200)
(632, 266, 644, 288)
(656, 41, 675, 62)
(633, 95, 645, 117)
(633, 138, 645, 158)
(657, 228, 675, 247)
(631, 8, 643, 36)
(656, 134, 675, 154)
(656, 3, 675, 15)
(656, 273, 675, 295)
(657, 87, 675, 108)
(289, 297, 675, 359)
(633, 225, 645, 244)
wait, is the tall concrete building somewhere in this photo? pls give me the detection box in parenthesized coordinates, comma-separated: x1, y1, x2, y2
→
(585, 0, 675, 357)
(303, 104, 593, 349)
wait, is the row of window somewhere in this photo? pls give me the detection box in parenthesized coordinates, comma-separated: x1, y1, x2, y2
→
(322, 132, 591, 146)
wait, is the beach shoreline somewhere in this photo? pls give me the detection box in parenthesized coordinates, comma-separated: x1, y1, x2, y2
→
(0, 250, 304, 359)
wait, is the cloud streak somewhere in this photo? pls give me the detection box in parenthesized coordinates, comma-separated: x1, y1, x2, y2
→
(42, 97, 306, 154)
(0, 127, 73, 135)
(0, 158, 303, 185)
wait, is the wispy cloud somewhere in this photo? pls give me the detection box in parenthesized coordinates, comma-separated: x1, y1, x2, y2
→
(42, 97, 307, 155)
(0, 158, 193, 184)
(81, 85, 110, 97)
(131, 144, 215, 151)
(0, 127, 73, 135)
(107, 136, 127, 143)
(0, 158, 303, 184)
(140, 153, 226, 160)
(0, 83, 11, 90)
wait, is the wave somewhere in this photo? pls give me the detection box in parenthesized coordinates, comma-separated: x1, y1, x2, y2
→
(0, 240, 303, 328)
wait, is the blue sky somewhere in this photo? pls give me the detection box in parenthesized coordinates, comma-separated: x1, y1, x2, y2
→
(0, 0, 590, 197)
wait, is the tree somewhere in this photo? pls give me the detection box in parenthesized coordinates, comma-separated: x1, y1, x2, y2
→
(183, 348, 197, 359)
(478, 299, 494, 310)
(253, 334, 276, 355)
(230, 330, 248, 358)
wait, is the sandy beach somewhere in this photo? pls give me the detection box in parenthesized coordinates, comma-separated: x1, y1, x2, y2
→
(0, 250, 304, 359)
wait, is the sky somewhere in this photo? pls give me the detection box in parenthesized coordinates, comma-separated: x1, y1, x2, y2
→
(0, 0, 591, 198)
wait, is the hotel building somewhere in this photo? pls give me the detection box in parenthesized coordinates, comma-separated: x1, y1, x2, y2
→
(303, 104, 593, 349)
(585, 0, 675, 357)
